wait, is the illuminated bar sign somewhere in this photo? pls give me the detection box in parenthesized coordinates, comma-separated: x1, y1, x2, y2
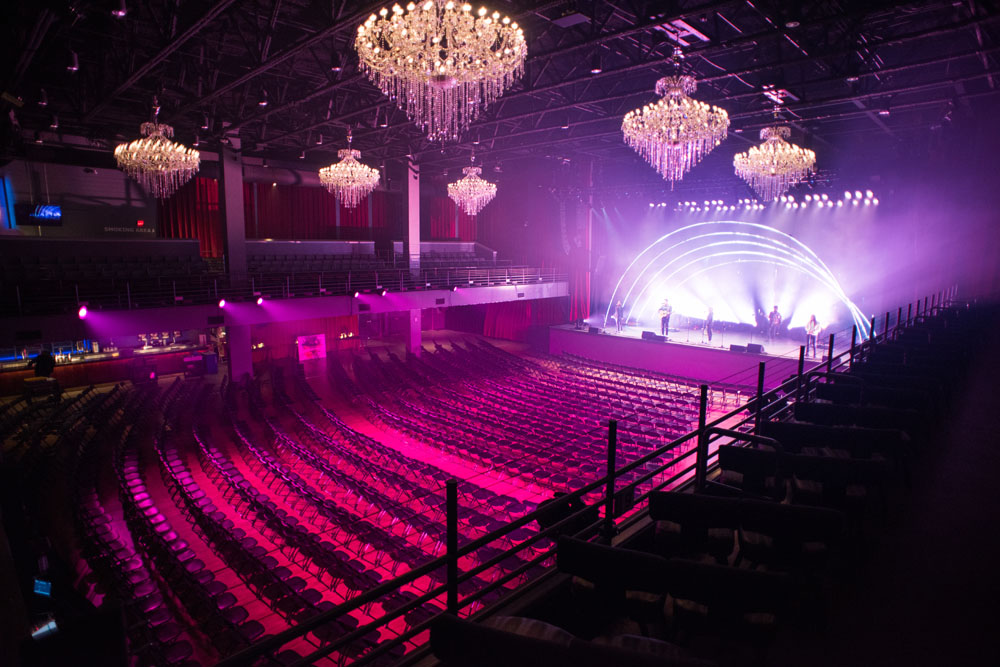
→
(15, 203, 63, 225)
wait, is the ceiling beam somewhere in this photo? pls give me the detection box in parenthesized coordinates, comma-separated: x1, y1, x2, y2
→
(82, 0, 240, 122)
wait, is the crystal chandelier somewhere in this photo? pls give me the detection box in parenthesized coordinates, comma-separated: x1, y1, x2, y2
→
(318, 131, 381, 208)
(114, 99, 200, 199)
(447, 155, 496, 215)
(622, 73, 729, 185)
(733, 125, 816, 201)
(355, 2, 527, 142)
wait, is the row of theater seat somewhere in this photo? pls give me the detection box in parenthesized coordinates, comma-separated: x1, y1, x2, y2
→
(428, 304, 980, 666)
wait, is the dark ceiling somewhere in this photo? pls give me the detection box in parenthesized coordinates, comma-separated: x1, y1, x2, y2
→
(2, 0, 998, 179)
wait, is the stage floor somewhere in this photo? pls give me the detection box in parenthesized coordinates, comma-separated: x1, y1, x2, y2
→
(571, 321, 830, 361)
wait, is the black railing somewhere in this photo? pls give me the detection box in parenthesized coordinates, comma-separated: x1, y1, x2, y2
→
(214, 285, 959, 667)
(3, 266, 567, 316)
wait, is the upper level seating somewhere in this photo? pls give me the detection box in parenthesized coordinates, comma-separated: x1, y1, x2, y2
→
(246, 253, 390, 275)
(2, 254, 212, 284)
(419, 251, 493, 268)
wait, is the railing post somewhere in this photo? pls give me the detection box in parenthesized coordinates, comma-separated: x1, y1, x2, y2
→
(754, 362, 766, 434)
(695, 385, 708, 491)
(869, 315, 876, 346)
(907, 302, 912, 325)
(896, 307, 902, 337)
(884, 311, 890, 338)
(827, 333, 835, 373)
(797, 345, 806, 402)
(446, 479, 458, 614)
(923, 296, 929, 315)
(602, 419, 618, 541)
(285, 276, 290, 298)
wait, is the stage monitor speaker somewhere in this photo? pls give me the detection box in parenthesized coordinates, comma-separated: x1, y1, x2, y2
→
(588, 326, 601, 335)
(641, 331, 665, 342)
(730, 344, 747, 353)
(746, 343, 765, 354)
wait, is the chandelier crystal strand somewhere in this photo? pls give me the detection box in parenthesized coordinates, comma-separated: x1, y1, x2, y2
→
(733, 126, 817, 201)
(355, 2, 527, 142)
(318, 131, 381, 208)
(447, 156, 496, 215)
(622, 74, 729, 184)
(114, 101, 200, 199)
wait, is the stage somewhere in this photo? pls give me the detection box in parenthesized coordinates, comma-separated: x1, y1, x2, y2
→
(549, 321, 849, 390)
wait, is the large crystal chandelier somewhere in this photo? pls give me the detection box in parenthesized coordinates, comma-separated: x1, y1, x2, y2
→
(447, 155, 496, 215)
(355, 2, 527, 142)
(622, 51, 729, 184)
(114, 99, 200, 199)
(318, 131, 381, 208)
(733, 125, 816, 201)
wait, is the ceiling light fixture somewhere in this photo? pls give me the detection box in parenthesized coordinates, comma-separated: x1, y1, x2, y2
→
(67, 50, 80, 72)
(733, 112, 815, 201)
(112, 0, 127, 18)
(622, 47, 729, 185)
(355, 2, 527, 142)
(447, 153, 497, 215)
(114, 97, 200, 199)
(318, 129, 381, 208)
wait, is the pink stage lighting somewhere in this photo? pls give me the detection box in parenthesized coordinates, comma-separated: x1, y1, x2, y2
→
(352, 291, 360, 298)
(218, 299, 226, 308)
(77, 305, 87, 319)
(256, 296, 264, 305)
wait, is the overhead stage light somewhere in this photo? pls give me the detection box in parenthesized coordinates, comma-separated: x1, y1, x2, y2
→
(256, 297, 264, 305)
(218, 299, 226, 308)
(78, 305, 88, 319)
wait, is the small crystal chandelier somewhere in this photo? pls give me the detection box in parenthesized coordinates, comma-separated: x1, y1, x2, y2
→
(355, 2, 527, 142)
(318, 130, 381, 208)
(447, 154, 496, 215)
(114, 98, 200, 199)
(733, 121, 816, 201)
(622, 49, 729, 185)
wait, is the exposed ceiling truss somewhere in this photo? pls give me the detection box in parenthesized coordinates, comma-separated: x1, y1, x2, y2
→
(1, 0, 997, 175)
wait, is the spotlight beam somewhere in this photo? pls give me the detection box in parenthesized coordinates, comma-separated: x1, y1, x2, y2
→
(607, 221, 870, 338)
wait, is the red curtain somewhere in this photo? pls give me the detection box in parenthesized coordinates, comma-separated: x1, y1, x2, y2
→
(158, 177, 224, 257)
(429, 196, 476, 241)
(482, 297, 568, 341)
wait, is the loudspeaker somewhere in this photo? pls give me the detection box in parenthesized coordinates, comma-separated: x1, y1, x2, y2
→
(746, 343, 765, 354)
(730, 344, 747, 353)
(641, 331, 665, 342)
(587, 326, 601, 335)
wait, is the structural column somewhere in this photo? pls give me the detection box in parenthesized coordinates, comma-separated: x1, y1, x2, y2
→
(407, 309, 422, 358)
(219, 135, 248, 280)
(226, 324, 253, 381)
(406, 158, 420, 275)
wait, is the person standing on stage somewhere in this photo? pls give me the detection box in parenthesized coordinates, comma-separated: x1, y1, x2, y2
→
(705, 307, 714, 342)
(805, 314, 821, 358)
(614, 300, 624, 333)
(659, 299, 673, 338)
(768, 305, 782, 341)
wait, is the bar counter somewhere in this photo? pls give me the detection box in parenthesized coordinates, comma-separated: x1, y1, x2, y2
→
(0, 345, 206, 396)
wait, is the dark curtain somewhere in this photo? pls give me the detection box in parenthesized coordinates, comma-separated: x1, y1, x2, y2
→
(157, 177, 224, 257)
(429, 196, 476, 241)
(244, 183, 385, 239)
(482, 297, 568, 341)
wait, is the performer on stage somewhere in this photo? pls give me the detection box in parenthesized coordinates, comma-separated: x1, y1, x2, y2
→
(705, 307, 714, 342)
(659, 299, 673, 338)
(768, 305, 782, 341)
(805, 314, 821, 358)
(614, 300, 624, 333)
